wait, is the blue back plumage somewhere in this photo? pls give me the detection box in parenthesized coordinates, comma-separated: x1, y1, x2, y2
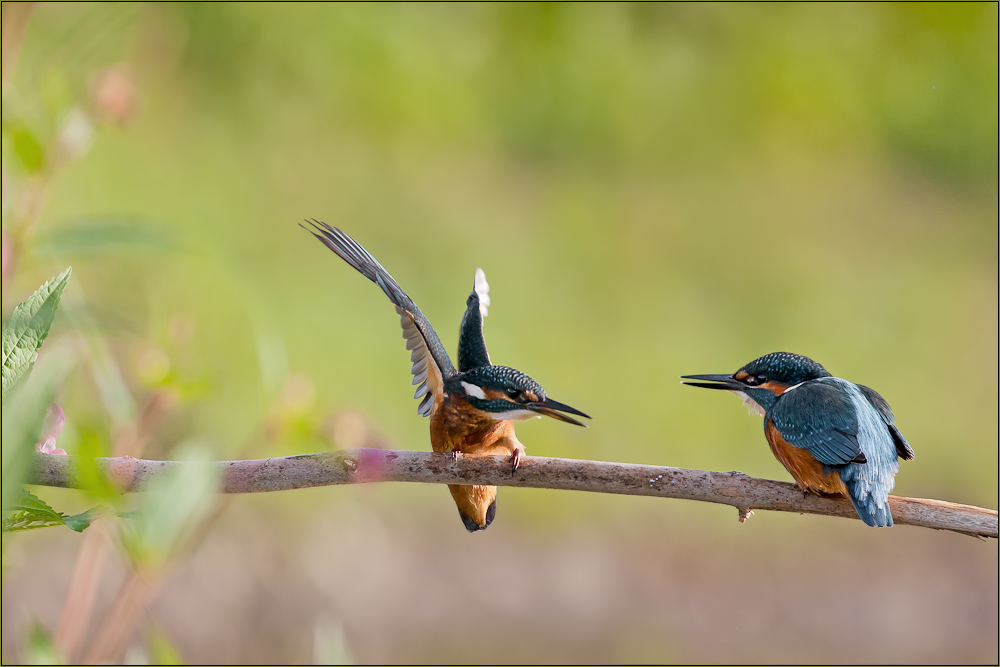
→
(768, 377, 902, 527)
(768, 379, 865, 466)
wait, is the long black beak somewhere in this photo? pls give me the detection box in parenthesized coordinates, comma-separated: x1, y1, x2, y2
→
(680, 374, 744, 391)
(527, 398, 591, 427)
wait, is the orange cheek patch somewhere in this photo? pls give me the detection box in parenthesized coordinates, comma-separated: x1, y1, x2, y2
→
(759, 380, 790, 396)
(481, 388, 506, 401)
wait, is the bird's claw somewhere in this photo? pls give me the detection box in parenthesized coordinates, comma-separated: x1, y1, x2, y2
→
(510, 448, 521, 475)
(451, 449, 462, 460)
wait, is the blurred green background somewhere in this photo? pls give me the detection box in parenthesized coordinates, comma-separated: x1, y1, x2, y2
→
(3, 3, 997, 664)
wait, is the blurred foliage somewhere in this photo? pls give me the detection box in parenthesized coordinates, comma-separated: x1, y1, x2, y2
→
(23, 620, 58, 665)
(1, 2, 996, 663)
(1, 341, 72, 511)
(118, 442, 219, 570)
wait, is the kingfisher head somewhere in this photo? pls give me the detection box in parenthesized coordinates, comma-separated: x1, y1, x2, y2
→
(681, 351, 831, 414)
(450, 365, 591, 427)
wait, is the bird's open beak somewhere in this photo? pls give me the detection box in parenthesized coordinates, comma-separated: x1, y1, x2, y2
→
(526, 398, 591, 427)
(680, 374, 744, 391)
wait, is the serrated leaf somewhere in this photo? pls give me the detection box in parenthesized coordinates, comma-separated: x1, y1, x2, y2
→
(2, 488, 121, 533)
(2, 510, 66, 532)
(1, 267, 73, 398)
(5, 489, 63, 518)
(2, 491, 65, 532)
(2, 490, 64, 533)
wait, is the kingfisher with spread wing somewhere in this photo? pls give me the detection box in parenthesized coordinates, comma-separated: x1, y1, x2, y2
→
(303, 221, 590, 532)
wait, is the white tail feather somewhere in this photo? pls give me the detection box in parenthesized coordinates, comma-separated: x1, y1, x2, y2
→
(474, 267, 490, 317)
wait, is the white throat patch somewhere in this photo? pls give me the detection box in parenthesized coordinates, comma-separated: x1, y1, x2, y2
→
(491, 408, 538, 421)
(730, 390, 766, 417)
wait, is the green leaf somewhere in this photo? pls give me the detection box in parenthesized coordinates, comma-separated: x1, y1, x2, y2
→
(1, 489, 126, 533)
(60, 507, 103, 532)
(2, 510, 66, 532)
(5, 489, 63, 516)
(12, 127, 45, 173)
(2, 491, 65, 532)
(1, 267, 73, 398)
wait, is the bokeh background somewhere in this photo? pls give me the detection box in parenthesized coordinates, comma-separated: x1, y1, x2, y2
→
(2, 3, 997, 664)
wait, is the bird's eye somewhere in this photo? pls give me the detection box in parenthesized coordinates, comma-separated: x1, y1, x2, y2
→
(505, 387, 521, 400)
(756, 374, 767, 383)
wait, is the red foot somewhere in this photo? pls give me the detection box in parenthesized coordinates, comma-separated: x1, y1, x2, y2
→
(451, 448, 462, 460)
(510, 448, 521, 475)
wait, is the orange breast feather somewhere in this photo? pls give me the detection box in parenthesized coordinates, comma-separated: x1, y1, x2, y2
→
(430, 394, 521, 530)
(765, 419, 847, 496)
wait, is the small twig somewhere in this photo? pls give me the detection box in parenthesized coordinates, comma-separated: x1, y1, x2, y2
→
(29, 449, 998, 539)
(82, 569, 159, 665)
(53, 517, 112, 660)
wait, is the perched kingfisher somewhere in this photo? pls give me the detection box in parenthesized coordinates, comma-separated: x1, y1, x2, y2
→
(302, 221, 590, 532)
(682, 352, 914, 527)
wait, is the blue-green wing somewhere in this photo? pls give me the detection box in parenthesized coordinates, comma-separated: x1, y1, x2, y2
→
(768, 379, 865, 466)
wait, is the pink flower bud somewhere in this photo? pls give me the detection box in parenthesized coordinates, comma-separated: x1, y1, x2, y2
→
(35, 404, 67, 455)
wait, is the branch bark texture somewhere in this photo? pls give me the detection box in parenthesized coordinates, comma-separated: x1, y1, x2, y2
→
(28, 450, 998, 539)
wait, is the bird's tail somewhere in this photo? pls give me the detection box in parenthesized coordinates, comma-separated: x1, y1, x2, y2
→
(838, 464, 894, 527)
(448, 484, 497, 533)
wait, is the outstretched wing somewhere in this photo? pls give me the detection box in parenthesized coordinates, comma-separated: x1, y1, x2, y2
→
(457, 268, 492, 372)
(768, 379, 866, 467)
(858, 384, 914, 460)
(302, 220, 455, 417)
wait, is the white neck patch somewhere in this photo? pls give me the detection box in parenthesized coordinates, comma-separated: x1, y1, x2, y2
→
(461, 381, 486, 400)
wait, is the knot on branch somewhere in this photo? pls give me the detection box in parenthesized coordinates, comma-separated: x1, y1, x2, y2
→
(339, 449, 392, 483)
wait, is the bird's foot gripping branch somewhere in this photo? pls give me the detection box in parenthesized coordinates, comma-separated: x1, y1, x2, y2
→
(28, 448, 999, 539)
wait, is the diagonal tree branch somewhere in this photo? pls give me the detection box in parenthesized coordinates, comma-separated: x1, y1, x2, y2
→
(28, 449, 998, 538)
